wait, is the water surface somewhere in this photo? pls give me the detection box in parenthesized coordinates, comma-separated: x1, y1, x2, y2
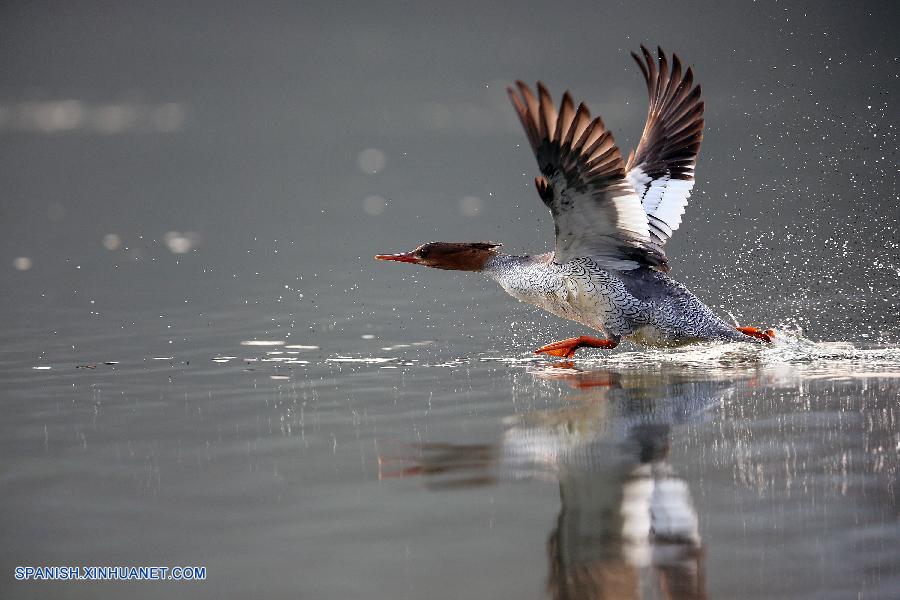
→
(2, 2, 899, 598)
(4, 283, 899, 599)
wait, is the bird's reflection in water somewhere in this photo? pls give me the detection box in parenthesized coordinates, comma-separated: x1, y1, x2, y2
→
(380, 364, 747, 600)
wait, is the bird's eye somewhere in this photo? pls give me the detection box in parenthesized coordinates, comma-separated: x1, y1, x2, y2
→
(419, 248, 430, 258)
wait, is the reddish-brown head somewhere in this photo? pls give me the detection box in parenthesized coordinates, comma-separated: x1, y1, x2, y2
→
(375, 242, 501, 272)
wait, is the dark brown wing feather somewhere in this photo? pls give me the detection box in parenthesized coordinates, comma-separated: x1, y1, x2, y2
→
(508, 81, 666, 270)
(626, 45, 704, 178)
(626, 46, 705, 247)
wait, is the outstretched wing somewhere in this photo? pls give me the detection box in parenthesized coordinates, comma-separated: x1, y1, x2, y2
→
(626, 46, 704, 247)
(507, 81, 667, 271)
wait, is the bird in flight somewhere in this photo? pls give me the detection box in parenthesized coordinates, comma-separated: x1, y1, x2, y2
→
(376, 46, 773, 358)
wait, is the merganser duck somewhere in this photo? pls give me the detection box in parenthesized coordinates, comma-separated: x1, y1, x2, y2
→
(376, 46, 774, 358)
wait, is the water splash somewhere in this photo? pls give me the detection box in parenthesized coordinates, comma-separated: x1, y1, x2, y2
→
(552, 330, 900, 371)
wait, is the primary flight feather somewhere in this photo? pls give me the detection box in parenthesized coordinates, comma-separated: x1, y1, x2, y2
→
(376, 46, 773, 357)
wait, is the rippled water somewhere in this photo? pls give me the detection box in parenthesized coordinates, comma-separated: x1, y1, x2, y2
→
(3, 271, 899, 599)
(3, 3, 899, 598)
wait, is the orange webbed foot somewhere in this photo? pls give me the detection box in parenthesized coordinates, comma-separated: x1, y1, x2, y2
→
(534, 336, 618, 358)
(736, 326, 776, 343)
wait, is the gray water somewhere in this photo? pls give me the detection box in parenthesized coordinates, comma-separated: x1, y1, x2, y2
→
(3, 1, 900, 598)
(4, 275, 900, 599)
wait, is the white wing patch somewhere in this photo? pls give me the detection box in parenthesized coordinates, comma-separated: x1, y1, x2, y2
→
(551, 172, 652, 268)
(625, 47, 705, 249)
(507, 80, 671, 271)
(627, 166, 694, 245)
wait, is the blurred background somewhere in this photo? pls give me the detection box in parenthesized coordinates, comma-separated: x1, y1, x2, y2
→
(2, 3, 899, 599)
(1, 0, 898, 348)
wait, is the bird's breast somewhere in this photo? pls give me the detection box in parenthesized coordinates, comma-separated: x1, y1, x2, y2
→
(495, 258, 628, 328)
